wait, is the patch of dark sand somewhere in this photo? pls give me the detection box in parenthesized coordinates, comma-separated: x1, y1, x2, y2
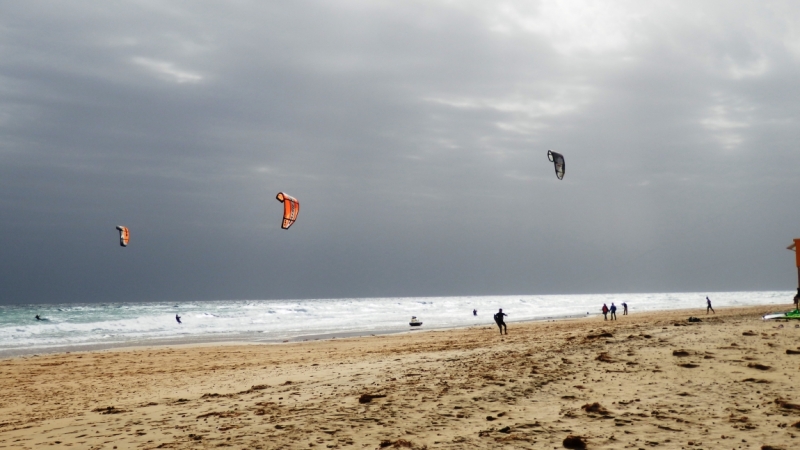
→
(91, 406, 126, 415)
(581, 402, 611, 416)
(596, 352, 614, 363)
(563, 435, 588, 449)
(359, 393, 387, 404)
(775, 398, 800, 410)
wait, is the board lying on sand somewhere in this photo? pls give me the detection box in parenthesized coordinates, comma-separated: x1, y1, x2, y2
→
(763, 309, 800, 320)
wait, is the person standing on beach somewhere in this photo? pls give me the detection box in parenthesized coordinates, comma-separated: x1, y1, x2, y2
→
(601, 303, 609, 320)
(706, 297, 715, 314)
(610, 303, 617, 320)
(493, 309, 507, 335)
(622, 302, 628, 315)
(794, 289, 799, 311)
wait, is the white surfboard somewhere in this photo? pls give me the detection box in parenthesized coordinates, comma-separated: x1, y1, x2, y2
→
(763, 313, 787, 321)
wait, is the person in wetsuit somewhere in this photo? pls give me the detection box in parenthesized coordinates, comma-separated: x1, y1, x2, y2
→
(473, 309, 477, 316)
(493, 309, 507, 335)
(35, 314, 41, 321)
(176, 314, 182, 324)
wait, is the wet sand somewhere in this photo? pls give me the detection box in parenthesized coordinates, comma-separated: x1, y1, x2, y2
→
(1, 305, 799, 449)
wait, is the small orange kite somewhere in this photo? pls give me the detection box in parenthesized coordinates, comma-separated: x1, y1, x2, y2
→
(116, 226, 130, 247)
(275, 192, 299, 229)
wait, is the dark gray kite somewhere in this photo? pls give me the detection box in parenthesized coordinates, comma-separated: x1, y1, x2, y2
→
(547, 150, 565, 180)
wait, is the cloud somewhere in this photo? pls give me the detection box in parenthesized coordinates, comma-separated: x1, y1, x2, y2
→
(700, 99, 753, 150)
(0, 1, 799, 304)
(486, 0, 647, 55)
(131, 57, 203, 83)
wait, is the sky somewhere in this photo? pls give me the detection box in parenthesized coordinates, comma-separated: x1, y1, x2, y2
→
(1, 1, 799, 305)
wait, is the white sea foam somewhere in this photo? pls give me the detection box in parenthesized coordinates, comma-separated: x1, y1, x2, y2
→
(0, 291, 792, 356)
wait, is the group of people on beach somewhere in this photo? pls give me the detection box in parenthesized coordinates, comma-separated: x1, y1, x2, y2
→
(599, 296, 717, 321)
(483, 296, 720, 329)
(600, 302, 627, 320)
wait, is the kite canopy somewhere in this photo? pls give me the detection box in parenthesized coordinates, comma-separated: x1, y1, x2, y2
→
(116, 226, 129, 247)
(547, 150, 565, 180)
(275, 192, 300, 229)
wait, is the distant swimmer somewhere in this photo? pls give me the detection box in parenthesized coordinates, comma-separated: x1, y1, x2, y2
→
(35, 314, 41, 321)
(176, 314, 182, 324)
(493, 309, 507, 335)
(706, 296, 715, 314)
(473, 309, 477, 316)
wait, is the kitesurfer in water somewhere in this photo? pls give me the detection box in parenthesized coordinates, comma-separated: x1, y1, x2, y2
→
(706, 297, 715, 314)
(493, 309, 507, 335)
(176, 314, 182, 324)
(473, 309, 477, 316)
(35, 314, 41, 321)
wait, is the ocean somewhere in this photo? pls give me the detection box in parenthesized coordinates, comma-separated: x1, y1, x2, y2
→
(0, 290, 793, 357)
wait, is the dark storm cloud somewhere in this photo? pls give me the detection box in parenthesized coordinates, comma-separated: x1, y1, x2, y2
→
(1, 1, 799, 304)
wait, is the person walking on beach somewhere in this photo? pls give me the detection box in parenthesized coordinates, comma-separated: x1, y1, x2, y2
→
(622, 302, 628, 315)
(493, 309, 507, 335)
(601, 303, 609, 320)
(610, 303, 617, 320)
(175, 314, 182, 324)
(706, 296, 715, 314)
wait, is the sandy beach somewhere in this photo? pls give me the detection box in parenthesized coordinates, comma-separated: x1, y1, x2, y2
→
(1, 305, 799, 449)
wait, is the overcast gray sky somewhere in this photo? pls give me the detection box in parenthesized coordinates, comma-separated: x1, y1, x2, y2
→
(1, 1, 799, 304)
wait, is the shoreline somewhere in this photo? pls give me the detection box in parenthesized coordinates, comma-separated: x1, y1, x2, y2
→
(0, 306, 765, 360)
(0, 310, 606, 360)
(3, 290, 793, 359)
(2, 304, 799, 449)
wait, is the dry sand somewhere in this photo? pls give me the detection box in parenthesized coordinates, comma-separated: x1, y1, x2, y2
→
(2, 305, 800, 449)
